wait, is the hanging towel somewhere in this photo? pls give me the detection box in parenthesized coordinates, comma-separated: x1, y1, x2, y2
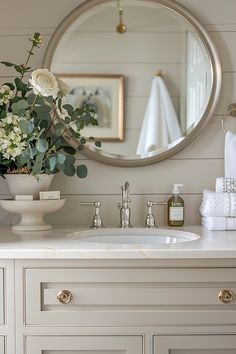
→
(199, 189, 236, 217)
(202, 216, 236, 230)
(225, 131, 236, 177)
(216, 177, 236, 193)
(136, 76, 182, 155)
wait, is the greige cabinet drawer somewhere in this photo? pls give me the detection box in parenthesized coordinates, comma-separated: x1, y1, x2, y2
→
(0, 269, 4, 325)
(25, 267, 236, 326)
(26, 335, 142, 354)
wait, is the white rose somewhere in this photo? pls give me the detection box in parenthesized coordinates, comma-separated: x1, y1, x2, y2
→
(56, 78, 70, 97)
(29, 69, 59, 99)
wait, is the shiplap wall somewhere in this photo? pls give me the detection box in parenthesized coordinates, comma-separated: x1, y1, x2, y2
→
(0, 0, 235, 227)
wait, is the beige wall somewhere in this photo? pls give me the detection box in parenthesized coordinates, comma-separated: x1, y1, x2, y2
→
(0, 0, 235, 227)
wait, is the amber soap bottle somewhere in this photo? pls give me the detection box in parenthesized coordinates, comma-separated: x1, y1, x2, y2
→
(168, 184, 184, 227)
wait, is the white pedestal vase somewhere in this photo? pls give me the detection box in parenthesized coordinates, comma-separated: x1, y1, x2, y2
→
(4, 174, 54, 200)
(0, 199, 65, 231)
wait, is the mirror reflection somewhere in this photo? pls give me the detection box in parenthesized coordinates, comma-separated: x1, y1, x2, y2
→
(46, 0, 219, 164)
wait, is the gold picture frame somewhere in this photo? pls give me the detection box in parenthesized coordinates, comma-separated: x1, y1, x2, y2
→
(57, 74, 124, 141)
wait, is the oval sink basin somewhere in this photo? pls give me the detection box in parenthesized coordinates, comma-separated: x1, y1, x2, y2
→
(72, 228, 200, 245)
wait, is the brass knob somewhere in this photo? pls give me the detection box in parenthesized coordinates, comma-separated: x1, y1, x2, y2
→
(57, 290, 72, 304)
(218, 289, 235, 304)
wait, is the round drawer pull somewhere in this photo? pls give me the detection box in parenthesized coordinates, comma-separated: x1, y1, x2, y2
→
(218, 289, 235, 304)
(57, 290, 73, 304)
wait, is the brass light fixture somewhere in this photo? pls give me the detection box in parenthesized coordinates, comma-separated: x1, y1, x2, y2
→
(116, 0, 127, 33)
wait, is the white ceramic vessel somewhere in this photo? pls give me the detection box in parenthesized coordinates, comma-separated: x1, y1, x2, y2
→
(4, 174, 54, 199)
(0, 199, 65, 231)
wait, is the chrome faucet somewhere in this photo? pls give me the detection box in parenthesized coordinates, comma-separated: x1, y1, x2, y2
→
(117, 181, 132, 228)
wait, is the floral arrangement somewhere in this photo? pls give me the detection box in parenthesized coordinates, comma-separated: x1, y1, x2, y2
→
(0, 32, 99, 178)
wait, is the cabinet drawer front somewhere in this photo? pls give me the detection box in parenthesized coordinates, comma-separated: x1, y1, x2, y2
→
(26, 335, 143, 354)
(0, 269, 4, 325)
(154, 334, 236, 353)
(25, 268, 236, 326)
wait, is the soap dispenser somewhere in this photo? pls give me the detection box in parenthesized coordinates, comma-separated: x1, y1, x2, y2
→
(167, 184, 184, 227)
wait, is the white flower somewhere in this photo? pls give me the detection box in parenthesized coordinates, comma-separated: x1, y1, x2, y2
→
(0, 113, 27, 160)
(56, 78, 70, 97)
(0, 85, 14, 105)
(29, 69, 59, 99)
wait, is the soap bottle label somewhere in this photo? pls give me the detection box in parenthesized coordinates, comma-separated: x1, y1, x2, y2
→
(169, 207, 184, 221)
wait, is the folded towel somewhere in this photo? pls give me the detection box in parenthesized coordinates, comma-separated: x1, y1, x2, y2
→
(225, 131, 236, 178)
(202, 216, 236, 230)
(199, 189, 236, 217)
(216, 177, 236, 193)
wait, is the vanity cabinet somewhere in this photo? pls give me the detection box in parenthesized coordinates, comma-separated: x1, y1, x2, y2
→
(12, 259, 236, 354)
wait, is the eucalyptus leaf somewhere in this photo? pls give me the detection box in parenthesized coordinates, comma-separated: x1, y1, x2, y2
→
(39, 119, 49, 129)
(95, 141, 101, 148)
(14, 65, 24, 74)
(12, 99, 29, 115)
(56, 162, 65, 171)
(63, 146, 76, 155)
(0, 61, 14, 67)
(19, 119, 34, 134)
(16, 155, 29, 167)
(80, 137, 86, 145)
(36, 139, 49, 153)
(62, 104, 74, 116)
(55, 122, 64, 134)
(49, 156, 57, 171)
(4, 82, 15, 91)
(15, 78, 29, 92)
(77, 164, 88, 178)
(27, 94, 37, 105)
(65, 155, 76, 165)
(63, 163, 75, 176)
(64, 116, 71, 124)
(57, 153, 66, 164)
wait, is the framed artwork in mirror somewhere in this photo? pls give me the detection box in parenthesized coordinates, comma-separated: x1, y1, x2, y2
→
(57, 74, 124, 141)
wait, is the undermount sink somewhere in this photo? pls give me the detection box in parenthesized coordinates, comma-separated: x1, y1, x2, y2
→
(72, 228, 200, 245)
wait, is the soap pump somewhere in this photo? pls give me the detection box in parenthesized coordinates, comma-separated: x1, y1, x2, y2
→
(167, 184, 184, 227)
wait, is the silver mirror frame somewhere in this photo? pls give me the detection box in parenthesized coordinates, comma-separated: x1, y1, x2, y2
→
(43, 0, 221, 167)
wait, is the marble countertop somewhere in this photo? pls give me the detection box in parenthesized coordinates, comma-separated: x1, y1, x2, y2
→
(0, 225, 235, 259)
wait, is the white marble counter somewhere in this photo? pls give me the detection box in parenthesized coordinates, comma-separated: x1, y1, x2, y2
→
(0, 225, 235, 259)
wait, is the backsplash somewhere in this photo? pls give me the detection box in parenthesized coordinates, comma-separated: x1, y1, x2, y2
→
(0, 0, 235, 226)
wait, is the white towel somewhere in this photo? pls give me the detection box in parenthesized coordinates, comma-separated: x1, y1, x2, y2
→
(216, 177, 236, 193)
(202, 216, 236, 230)
(199, 189, 236, 217)
(225, 131, 236, 178)
(136, 76, 182, 155)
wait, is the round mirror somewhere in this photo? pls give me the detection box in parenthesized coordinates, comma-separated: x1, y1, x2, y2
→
(43, 0, 221, 166)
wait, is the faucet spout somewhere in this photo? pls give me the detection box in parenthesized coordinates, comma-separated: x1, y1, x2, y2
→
(118, 181, 132, 228)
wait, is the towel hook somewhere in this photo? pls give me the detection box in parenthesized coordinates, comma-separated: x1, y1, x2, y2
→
(221, 103, 236, 134)
(155, 70, 163, 77)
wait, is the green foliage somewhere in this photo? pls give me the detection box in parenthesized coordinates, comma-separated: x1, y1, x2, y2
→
(0, 32, 99, 179)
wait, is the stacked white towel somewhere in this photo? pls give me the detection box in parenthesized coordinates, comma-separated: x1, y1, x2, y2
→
(200, 131, 236, 230)
(200, 190, 236, 230)
(200, 190, 236, 217)
(202, 216, 236, 231)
